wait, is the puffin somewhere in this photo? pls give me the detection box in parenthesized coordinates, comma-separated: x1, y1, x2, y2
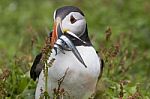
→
(30, 6, 103, 99)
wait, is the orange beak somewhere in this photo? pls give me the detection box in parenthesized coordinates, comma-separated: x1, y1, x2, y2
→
(50, 17, 63, 47)
(51, 22, 58, 47)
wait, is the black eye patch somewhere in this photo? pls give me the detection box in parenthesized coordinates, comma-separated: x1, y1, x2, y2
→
(70, 15, 77, 24)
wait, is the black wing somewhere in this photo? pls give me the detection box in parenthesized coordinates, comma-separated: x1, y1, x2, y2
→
(30, 53, 44, 81)
(30, 31, 53, 81)
(98, 59, 104, 80)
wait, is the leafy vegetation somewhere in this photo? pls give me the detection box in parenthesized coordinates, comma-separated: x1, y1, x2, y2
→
(0, 0, 150, 99)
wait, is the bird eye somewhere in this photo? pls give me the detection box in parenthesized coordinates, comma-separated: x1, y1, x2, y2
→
(70, 15, 77, 24)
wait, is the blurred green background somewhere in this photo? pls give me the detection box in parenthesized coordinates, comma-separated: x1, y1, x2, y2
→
(0, 0, 150, 98)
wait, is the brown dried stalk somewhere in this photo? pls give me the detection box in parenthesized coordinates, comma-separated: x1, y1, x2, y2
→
(53, 68, 69, 99)
(40, 36, 53, 99)
(105, 27, 112, 41)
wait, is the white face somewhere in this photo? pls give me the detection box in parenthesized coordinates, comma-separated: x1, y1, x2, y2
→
(60, 12, 86, 37)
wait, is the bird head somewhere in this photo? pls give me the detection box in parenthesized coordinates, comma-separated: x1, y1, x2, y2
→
(50, 6, 91, 68)
(51, 6, 89, 47)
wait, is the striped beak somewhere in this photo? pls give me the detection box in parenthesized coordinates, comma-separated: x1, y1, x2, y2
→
(51, 17, 63, 47)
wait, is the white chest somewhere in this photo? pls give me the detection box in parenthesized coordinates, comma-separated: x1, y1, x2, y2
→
(35, 46, 101, 99)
